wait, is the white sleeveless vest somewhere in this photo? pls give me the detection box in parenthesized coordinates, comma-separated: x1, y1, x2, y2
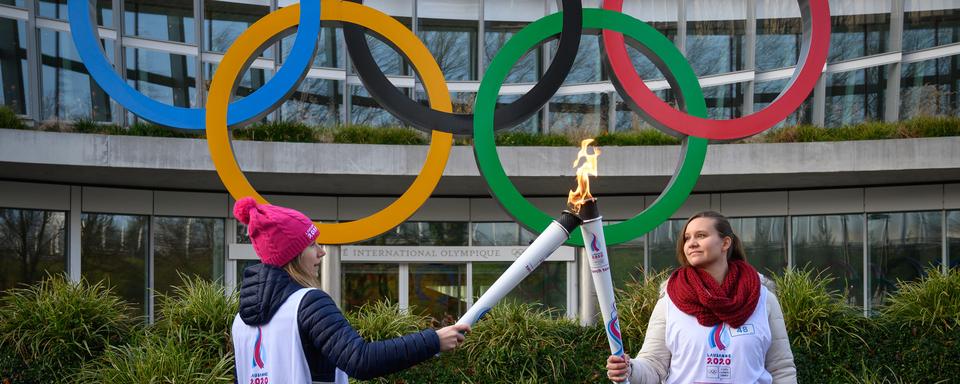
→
(233, 288, 348, 384)
(664, 286, 772, 384)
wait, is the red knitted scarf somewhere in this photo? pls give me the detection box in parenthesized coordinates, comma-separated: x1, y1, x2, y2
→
(666, 259, 760, 328)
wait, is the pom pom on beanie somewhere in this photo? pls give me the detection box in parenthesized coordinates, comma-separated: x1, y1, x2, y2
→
(233, 197, 258, 225)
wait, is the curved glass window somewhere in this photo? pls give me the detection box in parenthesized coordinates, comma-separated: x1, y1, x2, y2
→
(341, 263, 398, 312)
(903, 1, 960, 52)
(548, 92, 609, 136)
(703, 83, 743, 120)
(125, 47, 196, 108)
(686, 0, 746, 76)
(756, 0, 802, 72)
(409, 263, 466, 323)
(39, 0, 112, 27)
(729, 216, 787, 276)
(281, 78, 342, 126)
(81, 213, 149, 315)
(754, 78, 813, 127)
(792, 214, 864, 306)
(868, 211, 942, 307)
(153, 216, 224, 296)
(825, 67, 886, 127)
(828, 1, 890, 63)
(483, 0, 542, 83)
(281, 27, 344, 69)
(40, 29, 115, 122)
(124, 0, 195, 44)
(349, 84, 407, 127)
(0, 208, 66, 292)
(0, 18, 28, 115)
(900, 56, 960, 119)
(359, 222, 469, 246)
(205, 0, 271, 58)
(473, 261, 566, 314)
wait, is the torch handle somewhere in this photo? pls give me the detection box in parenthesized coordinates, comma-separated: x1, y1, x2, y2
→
(456, 220, 570, 327)
(580, 218, 630, 384)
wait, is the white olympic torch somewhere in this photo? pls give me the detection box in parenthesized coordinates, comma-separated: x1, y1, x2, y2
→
(568, 140, 629, 384)
(456, 210, 582, 326)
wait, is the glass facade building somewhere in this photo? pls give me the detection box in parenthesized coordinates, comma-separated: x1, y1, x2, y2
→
(1, 0, 959, 323)
(4, 0, 960, 130)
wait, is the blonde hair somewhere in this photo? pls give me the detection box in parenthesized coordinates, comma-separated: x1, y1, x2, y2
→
(283, 251, 321, 288)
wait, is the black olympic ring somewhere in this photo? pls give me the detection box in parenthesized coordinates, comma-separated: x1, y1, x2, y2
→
(343, 0, 582, 136)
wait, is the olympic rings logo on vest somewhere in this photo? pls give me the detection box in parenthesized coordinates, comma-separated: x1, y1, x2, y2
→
(67, 0, 830, 246)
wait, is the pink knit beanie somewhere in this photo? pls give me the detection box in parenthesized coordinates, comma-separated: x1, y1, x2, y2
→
(233, 197, 320, 267)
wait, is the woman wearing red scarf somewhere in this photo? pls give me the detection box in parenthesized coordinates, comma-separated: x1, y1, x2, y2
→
(606, 211, 796, 384)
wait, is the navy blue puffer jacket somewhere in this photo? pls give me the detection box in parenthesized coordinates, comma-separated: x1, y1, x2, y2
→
(237, 264, 440, 382)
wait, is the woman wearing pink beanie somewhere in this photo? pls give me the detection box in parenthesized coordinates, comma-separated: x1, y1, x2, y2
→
(230, 197, 470, 384)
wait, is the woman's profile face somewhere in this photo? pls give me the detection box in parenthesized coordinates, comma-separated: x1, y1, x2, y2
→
(682, 217, 731, 268)
(298, 242, 326, 277)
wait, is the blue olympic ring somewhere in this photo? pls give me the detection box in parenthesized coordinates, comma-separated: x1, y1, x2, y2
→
(67, 0, 321, 129)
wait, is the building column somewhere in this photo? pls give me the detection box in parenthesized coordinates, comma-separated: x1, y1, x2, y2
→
(68, 186, 82, 282)
(884, 0, 905, 123)
(322, 245, 342, 307)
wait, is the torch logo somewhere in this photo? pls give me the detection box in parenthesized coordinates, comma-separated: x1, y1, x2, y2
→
(607, 314, 624, 356)
(707, 324, 730, 351)
(591, 234, 601, 253)
(252, 326, 265, 369)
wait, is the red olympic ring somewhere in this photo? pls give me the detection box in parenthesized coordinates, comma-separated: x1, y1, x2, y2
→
(601, 0, 830, 140)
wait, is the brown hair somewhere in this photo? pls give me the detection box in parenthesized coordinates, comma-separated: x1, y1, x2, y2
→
(675, 211, 747, 267)
(283, 251, 321, 288)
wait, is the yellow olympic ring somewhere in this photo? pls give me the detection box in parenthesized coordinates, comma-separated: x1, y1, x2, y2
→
(206, 0, 453, 244)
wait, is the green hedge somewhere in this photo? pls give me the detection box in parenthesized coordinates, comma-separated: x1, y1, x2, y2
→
(2, 269, 959, 383)
(6, 105, 957, 146)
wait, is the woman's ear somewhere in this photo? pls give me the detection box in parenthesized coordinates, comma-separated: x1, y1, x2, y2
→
(722, 236, 732, 255)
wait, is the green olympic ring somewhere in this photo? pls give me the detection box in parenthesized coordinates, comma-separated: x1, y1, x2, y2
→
(474, 8, 709, 247)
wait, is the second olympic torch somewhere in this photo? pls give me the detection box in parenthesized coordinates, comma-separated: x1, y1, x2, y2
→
(568, 140, 629, 384)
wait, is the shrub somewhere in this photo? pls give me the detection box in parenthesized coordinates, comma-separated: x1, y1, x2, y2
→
(0, 275, 136, 383)
(234, 120, 318, 142)
(880, 268, 960, 333)
(73, 329, 234, 383)
(594, 129, 680, 146)
(126, 121, 199, 138)
(494, 131, 571, 146)
(0, 105, 27, 130)
(345, 300, 431, 341)
(460, 302, 604, 383)
(153, 275, 238, 358)
(333, 125, 428, 145)
(615, 269, 670, 353)
(903, 116, 960, 137)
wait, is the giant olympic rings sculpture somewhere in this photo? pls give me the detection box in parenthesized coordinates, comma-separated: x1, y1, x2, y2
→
(68, 0, 830, 246)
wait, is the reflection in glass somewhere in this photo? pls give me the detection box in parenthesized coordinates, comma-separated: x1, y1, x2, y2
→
(409, 263, 466, 323)
(125, 48, 196, 109)
(0, 208, 66, 292)
(686, 0, 745, 76)
(205, 1, 272, 58)
(903, 3, 960, 52)
(281, 27, 344, 69)
(548, 35, 604, 85)
(418, 18, 478, 81)
(341, 263, 398, 312)
(236, 259, 258, 291)
(825, 68, 886, 127)
(649, 219, 683, 273)
(282, 79, 342, 126)
(608, 227, 644, 288)
(754, 79, 813, 127)
(755, 1, 801, 71)
(124, 0, 195, 44)
(900, 57, 960, 119)
(548, 93, 609, 137)
(39, 0, 112, 27)
(0, 18, 28, 114)
(349, 85, 406, 127)
(614, 90, 672, 132)
(703, 84, 743, 120)
(473, 261, 566, 314)
(1, 0, 25, 7)
(792, 215, 864, 306)
(81, 213, 149, 314)
(153, 217, 224, 296)
(203, 63, 273, 103)
(40, 30, 115, 121)
(496, 93, 540, 133)
(829, 13, 889, 63)
(471, 222, 521, 246)
(950, 211, 959, 270)
(360, 222, 469, 246)
(729, 216, 787, 276)
(415, 91, 475, 114)
(484, 0, 542, 83)
(868, 211, 942, 307)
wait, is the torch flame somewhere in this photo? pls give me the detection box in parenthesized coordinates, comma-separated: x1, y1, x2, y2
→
(567, 138, 600, 213)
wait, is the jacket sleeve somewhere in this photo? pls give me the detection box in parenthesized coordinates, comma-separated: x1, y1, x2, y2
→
(765, 289, 797, 384)
(629, 295, 672, 384)
(297, 290, 440, 380)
